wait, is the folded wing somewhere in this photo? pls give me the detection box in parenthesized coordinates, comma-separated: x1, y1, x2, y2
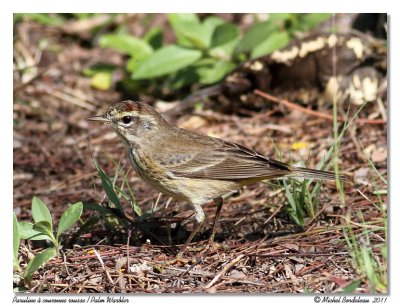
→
(166, 140, 292, 181)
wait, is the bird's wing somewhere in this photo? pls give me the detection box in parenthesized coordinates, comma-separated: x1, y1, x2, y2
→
(164, 140, 292, 180)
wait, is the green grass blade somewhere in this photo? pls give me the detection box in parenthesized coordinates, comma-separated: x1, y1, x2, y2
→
(341, 280, 361, 293)
(83, 203, 113, 214)
(361, 245, 376, 292)
(93, 159, 125, 214)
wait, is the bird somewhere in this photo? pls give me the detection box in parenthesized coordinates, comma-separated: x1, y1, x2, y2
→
(88, 100, 347, 256)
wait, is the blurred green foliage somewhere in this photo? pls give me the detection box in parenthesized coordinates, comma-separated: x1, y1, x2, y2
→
(15, 13, 332, 94)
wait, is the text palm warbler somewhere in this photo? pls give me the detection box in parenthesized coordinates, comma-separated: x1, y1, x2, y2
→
(88, 100, 346, 256)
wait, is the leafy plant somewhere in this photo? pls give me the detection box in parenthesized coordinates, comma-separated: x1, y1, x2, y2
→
(341, 138, 387, 293)
(275, 98, 371, 226)
(93, 13, 332, 95)
(87, 157, 177, 244)
(343, 220, 387, 293)
(16, 13, 332, 95)
(282, 177, 320, 227)
(15, 197, 83, 285)
(84, 158, 141, 229)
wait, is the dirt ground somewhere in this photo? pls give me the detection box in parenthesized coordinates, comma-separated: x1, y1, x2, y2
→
(13, 14, 387, 293)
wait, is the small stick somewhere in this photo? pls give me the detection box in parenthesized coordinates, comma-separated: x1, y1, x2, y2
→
(264, 203, 284, 225)
(127, 229, 132, 272)
(305, 201, 333, 228)
(254, 89, 386, 125)
(247, 251, 348, 258)
(204, 254, 245, 289)
(93, 248, 114, 285)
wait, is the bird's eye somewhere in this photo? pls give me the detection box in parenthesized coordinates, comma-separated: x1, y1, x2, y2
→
(121, 116, 133, 125)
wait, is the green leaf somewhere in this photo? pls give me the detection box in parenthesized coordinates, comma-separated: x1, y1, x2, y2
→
(13, 214, 20, 269)
(83, 203, 113, 214)
(180, 23, 210, 50)
(297, 13, 332, 31)
(373, 189, 387, 195)
(93, 159, 124, 213)
(90, 72, 112, 91)
(209, 37, 241, 60)
(168, 66, 199, 90)
(56, 202, 83, 240)
(31, 197, 52, 230)
(24, 248, 56, 285)
(18, 221, 50, 241)
(203, 16, 225, 29)
(133, 45, 202, 80)
(183, 17, 226, 50)
(167, 13, 200, 47)
(13, 286, 29, 293)
(33, 221, 54, 241)
(196, 59, 236, 85)
(380, 245, 387, 259)
(168, 57, 236, 88)
(83, 63, 116, 77)
(168, 14, 224, 50)
(72, 13, 95, 20)
(18, 13, 65, 26)
(236, 21, 275, 53)
(99, 34, 153, 58)
(144, 27, 163, 50)
(132, 201, 142, 217)
(84, 63, 116, 90)
(77, 216, 101, 234)
(284, 180, 305, 227)
(361, 246, 375, 287)
(342, 280, 362, 293)
(126, 57, 140, 73)
(303, 287, 312, 293)
(251, 31, 291, 58)
(168, 13, 200, 27)
(211, 23, 240, 48)
(200, 16, 226, 48)
(189, 30, 210, 50)
(268, 13, 293, 23)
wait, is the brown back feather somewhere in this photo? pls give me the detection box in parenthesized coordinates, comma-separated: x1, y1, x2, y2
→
(167, 138, 292, 181)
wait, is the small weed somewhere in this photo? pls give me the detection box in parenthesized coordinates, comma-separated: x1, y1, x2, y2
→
(14, 197, 83, 286)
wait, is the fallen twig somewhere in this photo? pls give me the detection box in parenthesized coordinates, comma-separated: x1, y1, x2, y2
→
(205, 254, 245, 289)
(247, 251, 348, 258)
(93, 248, 114, 285)
(254, 89, 386, 125)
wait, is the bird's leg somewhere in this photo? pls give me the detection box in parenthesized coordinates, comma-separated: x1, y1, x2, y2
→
(176, 197, 224, 258)
(177, 203, 205, 257)
(208, 196, 224, 245)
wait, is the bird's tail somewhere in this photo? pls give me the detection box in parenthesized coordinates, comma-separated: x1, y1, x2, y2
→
(287, 167, 350, 182)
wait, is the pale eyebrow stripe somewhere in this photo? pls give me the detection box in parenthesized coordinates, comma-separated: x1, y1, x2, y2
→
(112, 110, 139, 117)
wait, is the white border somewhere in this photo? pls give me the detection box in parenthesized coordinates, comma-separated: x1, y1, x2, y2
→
(4, 1, 399, 305)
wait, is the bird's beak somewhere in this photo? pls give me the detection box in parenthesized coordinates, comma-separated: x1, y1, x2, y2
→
(87, 115, 110, 123)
